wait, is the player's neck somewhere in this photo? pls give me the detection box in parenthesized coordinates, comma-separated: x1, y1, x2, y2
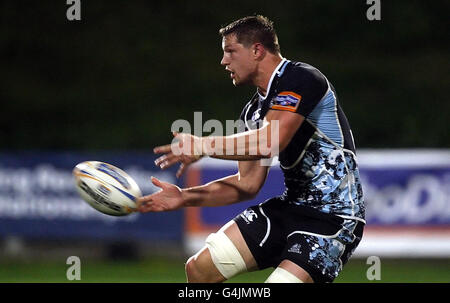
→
(255, 54, 283, 97)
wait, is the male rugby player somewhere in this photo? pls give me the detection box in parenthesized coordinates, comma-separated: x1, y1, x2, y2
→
(138, 15, 365, 283)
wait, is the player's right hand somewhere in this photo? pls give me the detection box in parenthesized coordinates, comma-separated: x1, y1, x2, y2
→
(136, 176, 184, 212)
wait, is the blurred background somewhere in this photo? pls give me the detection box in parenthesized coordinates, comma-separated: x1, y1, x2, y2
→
(0, 0, 449, 282)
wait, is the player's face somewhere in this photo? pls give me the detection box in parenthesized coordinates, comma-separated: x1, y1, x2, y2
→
(221, 34, 257, 86)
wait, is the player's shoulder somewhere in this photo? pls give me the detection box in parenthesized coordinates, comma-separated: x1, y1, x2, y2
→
(279, 60, 329, 91)
(284, 61, 327, 81)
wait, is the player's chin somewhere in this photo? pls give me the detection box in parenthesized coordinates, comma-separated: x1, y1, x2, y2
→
(232, 77, 249, 87)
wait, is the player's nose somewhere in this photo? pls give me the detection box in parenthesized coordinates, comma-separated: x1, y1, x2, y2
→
(220, 54, 229, 66)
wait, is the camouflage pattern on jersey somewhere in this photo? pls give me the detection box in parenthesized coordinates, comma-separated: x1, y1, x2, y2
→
(282, 133, 365, 220)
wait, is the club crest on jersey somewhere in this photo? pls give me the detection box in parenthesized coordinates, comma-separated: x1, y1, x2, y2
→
(240, 209, 258, 224)
(251, 108, 261, 121)
(270, 91, 301, 112)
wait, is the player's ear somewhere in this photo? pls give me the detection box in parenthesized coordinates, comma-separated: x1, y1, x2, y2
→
(253, 43, 266, 60)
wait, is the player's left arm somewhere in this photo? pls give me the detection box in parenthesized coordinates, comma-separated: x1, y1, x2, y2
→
(202, 109, 304, 160)
(154, 110, 304, 173)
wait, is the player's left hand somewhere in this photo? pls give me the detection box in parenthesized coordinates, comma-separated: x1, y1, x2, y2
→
(153, 132, 204, 178)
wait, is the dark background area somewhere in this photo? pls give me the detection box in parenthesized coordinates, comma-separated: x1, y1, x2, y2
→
(1, 0, 449, 150)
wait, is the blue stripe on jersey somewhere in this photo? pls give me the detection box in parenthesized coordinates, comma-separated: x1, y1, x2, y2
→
(307, 90, 343, 146)
(277, 60, 290, 77)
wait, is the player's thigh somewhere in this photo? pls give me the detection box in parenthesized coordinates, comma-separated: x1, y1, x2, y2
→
(265, 259, 314, 283)
(222, 220, 258, 271)
(281, 226, 362, 283)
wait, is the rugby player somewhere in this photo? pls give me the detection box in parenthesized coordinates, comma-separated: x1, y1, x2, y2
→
(137, 15, 365, 283)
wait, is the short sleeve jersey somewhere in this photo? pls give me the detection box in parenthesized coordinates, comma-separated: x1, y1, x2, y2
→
(239, 59, 365, 222)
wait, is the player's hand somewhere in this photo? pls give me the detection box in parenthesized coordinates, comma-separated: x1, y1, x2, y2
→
(153, 132, 204, 178)
(136, 176, 184, 212)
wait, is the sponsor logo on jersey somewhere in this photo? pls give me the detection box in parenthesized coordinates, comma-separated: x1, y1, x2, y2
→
(270, 91, 301, 112)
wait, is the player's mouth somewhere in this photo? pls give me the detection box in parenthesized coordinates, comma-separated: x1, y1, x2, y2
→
(225, 68, 235, 79)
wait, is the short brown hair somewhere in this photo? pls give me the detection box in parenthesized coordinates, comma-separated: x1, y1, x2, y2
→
(219, 15, 281, 54)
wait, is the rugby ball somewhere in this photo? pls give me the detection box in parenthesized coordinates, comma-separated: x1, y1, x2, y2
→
(73, 161, 142, 216)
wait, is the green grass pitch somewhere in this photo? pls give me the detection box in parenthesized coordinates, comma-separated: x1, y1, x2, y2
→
(0, 257, 448, 283)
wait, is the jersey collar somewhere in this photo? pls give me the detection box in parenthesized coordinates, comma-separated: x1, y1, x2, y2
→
(257, 58, 289, 100)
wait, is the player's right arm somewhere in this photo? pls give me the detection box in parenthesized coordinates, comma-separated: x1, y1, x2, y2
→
(137, 160, 269, 212)
(183, 159, 269, 207)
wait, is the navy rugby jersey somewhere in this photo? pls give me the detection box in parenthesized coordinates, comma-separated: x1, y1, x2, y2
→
(240, 58, 365, 222)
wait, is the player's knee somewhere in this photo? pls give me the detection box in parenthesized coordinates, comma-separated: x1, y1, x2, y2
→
(265, 267, 305, 283)
(185, 252, 223, 283)
(205, 230, 247, 280)
(185, 256, 201, 283)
